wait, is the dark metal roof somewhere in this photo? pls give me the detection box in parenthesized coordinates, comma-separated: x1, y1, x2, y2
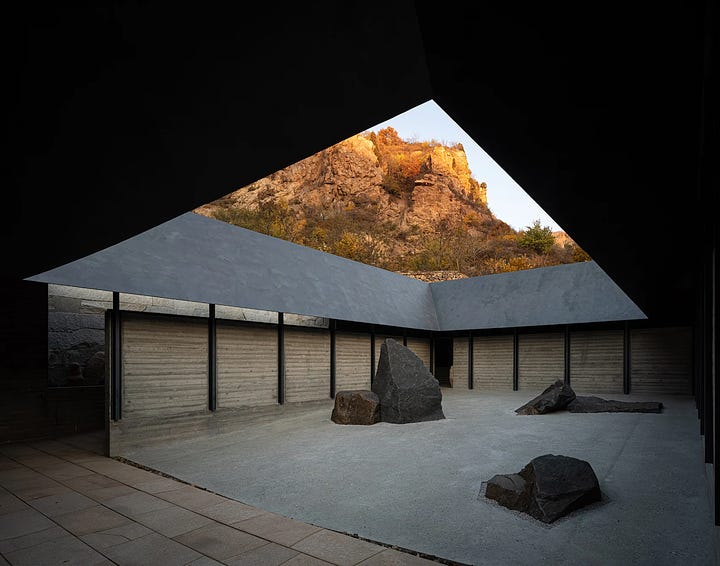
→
(431, 261, 646, 331)
(26, 212, 645, 331)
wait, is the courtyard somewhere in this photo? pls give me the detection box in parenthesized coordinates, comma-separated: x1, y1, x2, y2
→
(119, 388, 714, 565)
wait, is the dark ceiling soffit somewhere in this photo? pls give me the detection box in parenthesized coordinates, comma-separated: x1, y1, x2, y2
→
(26, 212, 645, 331)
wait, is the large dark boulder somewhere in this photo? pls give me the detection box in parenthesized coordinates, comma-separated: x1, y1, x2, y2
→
(485, 454, 601, 523)
(371, 338, 445, 424)
(331, 390, 380, 425)
(515, 380, 576, 415)
(568, 396, 663, 413)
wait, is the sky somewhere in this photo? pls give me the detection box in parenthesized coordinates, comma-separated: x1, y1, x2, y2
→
(363, 99, 563, 233)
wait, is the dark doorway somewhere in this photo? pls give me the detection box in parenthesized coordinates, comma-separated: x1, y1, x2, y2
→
(434, 337, 453, 386)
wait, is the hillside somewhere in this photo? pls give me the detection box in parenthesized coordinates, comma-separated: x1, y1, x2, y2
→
(194, 127, 589, 278)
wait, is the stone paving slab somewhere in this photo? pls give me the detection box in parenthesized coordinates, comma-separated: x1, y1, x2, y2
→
(154, 486, 228, 511)
(0, 508, 57, 540)
(292, 529, 385, 566)
(133, 505, 214, 537)
(0, 526, 68, 555)
(173, 522, 267, 561)
(232, 511, 323, 547)
(28, 490, 97, 517)
(224, 541, 299, 565)
(102, 490, 175, 517)
(101, 531, 204, 565)
(2, 532, 113, 566)
(80, 522, 153, 551)
(283, 553, 335, 565)
(196, 499, 265, 525)
(53, 504, 132, 536)
(0, 438, 444, 566)
(358, 548, 444, 565)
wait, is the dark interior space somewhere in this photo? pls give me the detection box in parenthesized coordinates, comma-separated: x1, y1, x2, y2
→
(434, 337, 453, 386)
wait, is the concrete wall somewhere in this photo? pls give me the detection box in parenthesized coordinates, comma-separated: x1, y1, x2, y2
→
(47, 284, 109, 387)
(518, 332, 565, 391)
(631, 327, 692, 394)
(473, 335, 513, 391)
(284, 328, 331, 403)
(452, 337, 469, 389)
(121, 316, 208, 419)
(336, 332, 372, 392)
(108, 314, 334, 456)
(570, 329, 624, 394)
(217, 323, 278, 408)
(406, 337, 431, 369)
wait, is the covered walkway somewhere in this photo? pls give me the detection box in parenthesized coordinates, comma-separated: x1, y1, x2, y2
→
(0, 437, 440, 565)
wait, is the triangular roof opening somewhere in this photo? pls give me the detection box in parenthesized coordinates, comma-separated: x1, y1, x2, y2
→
(194, 99, 593, 283)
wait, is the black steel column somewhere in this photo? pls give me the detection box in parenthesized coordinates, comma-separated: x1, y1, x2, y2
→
(564, 326, 571, 386)
(278, 312, 285, 405)
(111, 292, 121, 421)
(512, 328, 519, 391)
(712, 227, 719, 524)
(208, 304, 217, 411)
(403, 329, 407, 347)
(623, 322, 631, 395)
(370, 327, 376, 384)
(468, 331, 473, 390)
(330, 319, 336, 399)
(705, 252, 714, 463)
(429, 332, 435, 375)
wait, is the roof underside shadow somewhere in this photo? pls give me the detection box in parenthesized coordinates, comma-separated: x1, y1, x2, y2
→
(26, 212, 646, 331)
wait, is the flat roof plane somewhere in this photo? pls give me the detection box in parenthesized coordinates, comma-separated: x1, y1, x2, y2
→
(26, 212, 646, 331)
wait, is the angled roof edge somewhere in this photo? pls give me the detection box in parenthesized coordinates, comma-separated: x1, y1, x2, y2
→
(26, 211, 645, 331)
(27, 212, 440, 331)
(429, 261, 647, 331)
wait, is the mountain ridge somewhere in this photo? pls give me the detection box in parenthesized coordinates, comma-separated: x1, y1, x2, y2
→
(194, 127, 589, 278)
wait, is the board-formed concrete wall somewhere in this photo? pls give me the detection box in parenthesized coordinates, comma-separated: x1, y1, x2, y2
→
(631, 327, 692, 394)
(406, 337, 431, 369)
(472, 335, 513, 391)
(570, 329, 624, 394)
(121, 316, 208, 419)
(284, 328, 331, 403)
(217, 323, 278, 408)
(336, 332, 372, 392)
(452, 337, 469, 389)
(518, 332, 565, 391)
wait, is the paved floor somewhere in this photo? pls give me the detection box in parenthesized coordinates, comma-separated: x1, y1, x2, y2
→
(122, 389, 716, 566)
(0, 438, 441, 565)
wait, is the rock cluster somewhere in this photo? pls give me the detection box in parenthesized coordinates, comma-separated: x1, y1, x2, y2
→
(331, 339, 445, 425)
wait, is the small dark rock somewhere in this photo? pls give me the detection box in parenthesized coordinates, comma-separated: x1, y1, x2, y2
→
(485, 454, 601, 523)
(568, 396, 663, 413)
(515, 380, 576, 415)
(331, 390, 380, 425)
(372, 339, 445, 424)
(485, 473, 530, 511)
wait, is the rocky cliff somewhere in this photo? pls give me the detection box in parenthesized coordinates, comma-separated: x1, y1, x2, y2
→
(194, 127, 586, 277)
